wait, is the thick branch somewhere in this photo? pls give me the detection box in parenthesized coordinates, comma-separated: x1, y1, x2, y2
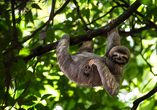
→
(131, 86, 157, 110)
(23, 0, 141, 62)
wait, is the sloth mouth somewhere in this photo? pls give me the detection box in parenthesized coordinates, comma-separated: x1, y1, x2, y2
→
(112, 57, 127, 64)
(112, 55, 128, 64)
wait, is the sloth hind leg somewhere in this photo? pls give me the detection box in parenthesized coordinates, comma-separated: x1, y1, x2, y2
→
(78, 40, 94, 53)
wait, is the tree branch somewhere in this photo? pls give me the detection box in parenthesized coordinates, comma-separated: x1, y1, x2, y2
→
(86, 5, 125, 26)
(11, 0, 22, 48)
(119, 24, 154, 36)
(73, 0, 87, 26)
(23, 0, 141, 62)
(6, 0, 28, 12)
(23, 0, 70, 42)
(131, 86, 157, 110)
(139, 36, 156, 76)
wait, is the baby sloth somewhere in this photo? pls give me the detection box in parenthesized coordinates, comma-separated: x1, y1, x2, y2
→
(56, 23, 130, 97)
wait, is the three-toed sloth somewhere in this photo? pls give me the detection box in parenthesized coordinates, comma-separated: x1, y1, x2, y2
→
(56, 21, 130, 97)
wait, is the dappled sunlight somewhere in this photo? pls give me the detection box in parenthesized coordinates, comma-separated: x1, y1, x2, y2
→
(54, 106, 63, 110)
(1, 0, 157, 109)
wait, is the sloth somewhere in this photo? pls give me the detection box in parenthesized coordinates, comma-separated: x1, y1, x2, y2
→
(56, 21, 130, 97)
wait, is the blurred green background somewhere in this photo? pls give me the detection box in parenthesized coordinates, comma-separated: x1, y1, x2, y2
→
(0, 0, 157, 110)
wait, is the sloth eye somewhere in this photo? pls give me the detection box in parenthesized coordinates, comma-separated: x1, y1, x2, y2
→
(122, 56, 128, 60)
(112, 54, 117, 57)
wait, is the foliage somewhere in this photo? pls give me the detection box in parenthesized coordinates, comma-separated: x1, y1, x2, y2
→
(0, 0, 157, 110)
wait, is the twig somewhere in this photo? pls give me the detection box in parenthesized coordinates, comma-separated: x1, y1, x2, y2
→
(139, 37, 157, 76)
(33, 56, 41, 74)
(73, 0, 87, 26)
(3, 0, 71, 55)
(47, 0, 56, 28)
(6, 0, 28, 12)
(12, 79, 31, 108)
(131, 86, 157, 110)
(119, 25, 154, 36)
(86, 5, 125, 26)
(33, 0, 56, 45)
(142, 77, 154, 92)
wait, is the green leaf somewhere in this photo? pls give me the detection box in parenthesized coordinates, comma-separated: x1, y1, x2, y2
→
(87, 104, 101, 110)
(18, 95, 37, 106)
(139, 0, 152, 5)
(19, 47, 30, 56)
(0, 62, 5, 70)
(139, 98, 155, 110)
(71, 103, 86, 110)
(82, 8, 90, 22)
(41, 94, 52, 100)
(142, 44, 153, 54)
(35, 103, 46, 110)
(31, 3, 41, 10)
(17, 81, 29, 90)
(25, 10, 34, 25)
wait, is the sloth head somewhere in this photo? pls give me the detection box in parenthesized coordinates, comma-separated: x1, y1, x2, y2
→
(109, 46, 130, 65)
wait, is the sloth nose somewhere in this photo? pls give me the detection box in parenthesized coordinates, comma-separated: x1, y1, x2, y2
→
(117, 55, 122, 59)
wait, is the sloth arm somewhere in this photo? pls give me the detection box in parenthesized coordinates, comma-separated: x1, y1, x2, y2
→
(56, 34, 73, 73)
(89, 59, 120, 97)
(106, 27, 121, 54)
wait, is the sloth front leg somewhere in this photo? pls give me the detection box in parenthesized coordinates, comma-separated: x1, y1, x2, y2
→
(56, 34, 73, 73)
(89, 59, 120, 97)
(78, 40, 94, 53)
(57, 34, 70, 53)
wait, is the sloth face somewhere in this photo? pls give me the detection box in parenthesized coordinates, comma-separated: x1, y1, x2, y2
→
(112, 52, 128, 64)
(109, 46, 130, 65)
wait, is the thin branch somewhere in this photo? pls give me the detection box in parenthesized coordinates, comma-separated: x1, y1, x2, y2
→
(3, 0, 71, 55)
(73, 0, 87, 26)
(32, 0, 57, 68)
(113, 0, 126, 11)
(33, 56, 41, 74)
(33, 0, 56, 45)
(11, 0, 22, 48)
(142, 77, 154, 92)
(14, 80, 31, 104)
(139, 37, 157, 76)
(134, 11, 157, 35)
(140, 53, 156, 76)
(86, 5, 125, 26)
(6, 0, 28, 12)
(23, 0, 70, 43)
(119, 0, 130, 7)
(119, 25, 154, 36)
(115, 0, 157, 34)
(11, 0, 17, 41)
(47, 0, 56, 28)
(117, 0, 157, 34)
(0, 39, 13, 45)
(131, 86, 157, 110)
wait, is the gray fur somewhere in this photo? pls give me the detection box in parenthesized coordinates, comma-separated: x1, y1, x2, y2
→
(56, 24, 130, 97)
